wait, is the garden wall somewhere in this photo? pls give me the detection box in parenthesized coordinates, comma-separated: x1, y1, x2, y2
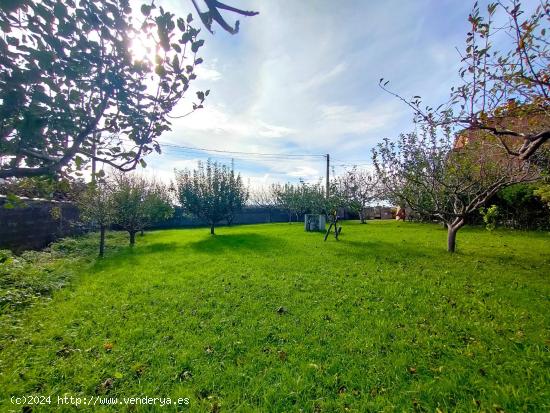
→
(0, 196, 395, 252)
(0, 195, 83, 252)
(152, 207, 299, 229)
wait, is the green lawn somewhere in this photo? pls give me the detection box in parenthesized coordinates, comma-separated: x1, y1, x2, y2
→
(1, 221, 549, 412)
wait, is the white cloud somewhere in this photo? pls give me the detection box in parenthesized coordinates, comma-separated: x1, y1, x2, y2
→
(195, 64, 222, 82)
(139, 0, 479, 187)
(286, 165, 320, 179)
(298, 62, 347, 92)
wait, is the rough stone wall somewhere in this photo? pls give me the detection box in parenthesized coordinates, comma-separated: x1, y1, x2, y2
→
(152, 207, 298, 229)
(0, 196, 83, 252)
(0, 198, 396, 252)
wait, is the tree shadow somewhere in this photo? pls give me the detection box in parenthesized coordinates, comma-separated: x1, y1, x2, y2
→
(92, 242, 181, 271)
(338, 239, 443, 260)
(189, 233, 283, 254)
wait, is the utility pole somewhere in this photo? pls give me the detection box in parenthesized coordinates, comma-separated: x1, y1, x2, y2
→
(91, 134, 97, 183)
(325, 153, 330, 198)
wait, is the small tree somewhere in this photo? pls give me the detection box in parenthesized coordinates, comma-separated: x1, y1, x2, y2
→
(225, 167, 248, 225)
(110, 174, 172, 245)
(271, 181, 326, 222)
(380, 0, 549, 163)
(272, 183, 298, 222)
(77, 180, 113, 257)
(175, 160, 248, 234)
(335, 167, 380, 223)
(141, 180, 174, 234)
(373, 128, 538, 252)
(250, 186, 279, 222)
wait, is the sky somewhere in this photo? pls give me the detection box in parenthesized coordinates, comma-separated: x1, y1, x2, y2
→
(133, 0, 520, 188)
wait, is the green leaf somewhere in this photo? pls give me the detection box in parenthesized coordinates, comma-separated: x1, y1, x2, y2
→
(155, 65, 166, 77)
(141, 4, 151, 16)
(177, 18, 185, 32)
(191, 39, 204, 53)
(53, 3, 67, 19)
(75, 156, 84, 169)
(6, 36, 19, 46)
(172, 55, 180, 71)
(186, 13, 193, 23)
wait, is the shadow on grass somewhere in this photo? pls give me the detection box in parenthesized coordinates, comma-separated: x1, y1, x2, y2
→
(189, 233, 283, 254)
(338, 239, 442, 261)
(92, 242, 181, 271)
(340, 237, 525, 267)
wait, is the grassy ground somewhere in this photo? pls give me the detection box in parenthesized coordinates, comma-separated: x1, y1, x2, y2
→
(0, 221, 549, 412)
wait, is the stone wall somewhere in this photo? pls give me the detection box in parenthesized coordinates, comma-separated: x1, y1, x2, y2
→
(152, 207, 298, 229)
(0, 197, 396, 252)
(0, 195, 83, 252)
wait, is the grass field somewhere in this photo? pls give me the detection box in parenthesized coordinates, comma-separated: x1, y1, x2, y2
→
(0, 221, 549, 412)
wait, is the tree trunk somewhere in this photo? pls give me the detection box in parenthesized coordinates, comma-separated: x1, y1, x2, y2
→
(129, 231, 136, 246)
(447, 218, 465, 253)
(359, 211, 366, 224)
(210, 223, 215, 235)
(99, 225, 106, 257)
(140, 229, 144, 236)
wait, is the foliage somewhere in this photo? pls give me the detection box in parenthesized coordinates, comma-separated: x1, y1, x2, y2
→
(76, 180, 115, 255)
(534, 183, 550, 207)
(270, 180, 351, 223)
(380, 0, 549, 162)
(479, 204, 499, 231)
(77, 181, 114, 228)
(489, 183, 550, 229)
(0, 232, 126, 313)
(333, 167, 380, 223)
(0, 0, 207, 179)
(0, 176, 87, 201)
(225, 166, 248, 225)
(175, 160, 248, 234)
(271, 183, 299, 221)
(1, 193, 26, 209)
(110, 173, 173, 245)
(1, 222, 549, 412)
(250, 186, 279, 222)
(372, 127, 538, 251)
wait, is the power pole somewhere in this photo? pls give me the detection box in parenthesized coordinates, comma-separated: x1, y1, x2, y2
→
(91, 134, 97, 183)
(325, 153, 330, 198)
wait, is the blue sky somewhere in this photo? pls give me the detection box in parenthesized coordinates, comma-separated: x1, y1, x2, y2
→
(138, 0, 519, 187)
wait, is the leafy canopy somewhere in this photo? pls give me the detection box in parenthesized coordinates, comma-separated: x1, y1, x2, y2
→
(0, 0, 207, 179)
(175, 160, 248, 232)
